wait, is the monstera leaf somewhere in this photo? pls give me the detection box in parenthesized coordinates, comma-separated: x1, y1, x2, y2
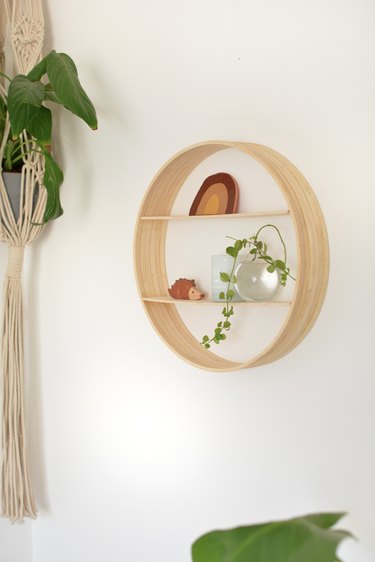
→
(192, 512, 352, 562)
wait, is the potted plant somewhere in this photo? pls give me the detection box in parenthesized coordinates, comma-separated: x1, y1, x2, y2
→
(201, 224, 296, 348)
(0, 49, 97, 223)
(192, 512, 353, 562)
(0, 49, 97, 522)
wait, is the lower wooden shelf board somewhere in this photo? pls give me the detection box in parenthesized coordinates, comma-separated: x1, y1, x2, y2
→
(142, 296, 291, 306)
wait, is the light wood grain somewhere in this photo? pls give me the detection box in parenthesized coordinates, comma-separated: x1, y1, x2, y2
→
(134, 141, 329, 372)
(142, 296, 291, 306)
(140, 210, 289, 220)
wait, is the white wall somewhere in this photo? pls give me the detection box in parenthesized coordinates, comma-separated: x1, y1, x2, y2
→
(0, 518, 33, 562)
(1, 0, 374, 561)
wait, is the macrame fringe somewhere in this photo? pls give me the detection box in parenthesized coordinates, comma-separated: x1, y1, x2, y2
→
(1, 246, 36, 521)
(0, 167, 45, 523)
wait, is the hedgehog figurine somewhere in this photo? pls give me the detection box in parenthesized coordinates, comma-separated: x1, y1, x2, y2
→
(168, 278, 205, 300)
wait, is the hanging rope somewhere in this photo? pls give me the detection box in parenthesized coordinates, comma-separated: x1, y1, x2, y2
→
(0, 0, 46, 522)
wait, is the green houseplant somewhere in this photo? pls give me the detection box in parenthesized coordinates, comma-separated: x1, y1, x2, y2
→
(192, 512, 353, 562)
(201, 224, 296, 349)
(0, 49, 97, 223)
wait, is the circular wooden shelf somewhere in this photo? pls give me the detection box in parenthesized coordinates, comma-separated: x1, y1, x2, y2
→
(134, 141, 329, 372)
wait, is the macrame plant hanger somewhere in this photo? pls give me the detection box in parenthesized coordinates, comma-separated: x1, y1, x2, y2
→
(0, 0, 46, 521)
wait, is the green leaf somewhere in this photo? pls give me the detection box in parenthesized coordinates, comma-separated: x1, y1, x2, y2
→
(267, 265, 276, 273)
(204, 343, 210, 349)
(27, 55, 48, 81)
(44, 86, 63, 104)
(234, 239, 243, 250)
(219, 292, 225, 300)
(26, 105, 52, 145)
(213, 336, 220, 344)
(46, 51, 98, 129)
(192, 512, 352, 562)
(202, 335, 209, 342)
(218, 333, 226, 340)
(220, 272, 230, 282)
(41, 150, 64, 222)
(223, 321, 231, 328)
(7, 75, 46, 137)
(227, 289, 234, 299)
(256, 241, 263, 249)
(249, 248, 257, 255)
(226, 246, 238, 258)
(232, 274, 237, 283)
(275, 260, 286, 270)
(302, 512, 347, 529)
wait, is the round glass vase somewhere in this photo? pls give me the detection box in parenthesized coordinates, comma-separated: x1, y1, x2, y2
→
(234, 260, 280, 301)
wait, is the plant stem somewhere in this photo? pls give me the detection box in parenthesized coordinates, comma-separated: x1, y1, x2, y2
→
(201, 224, 296, 349)
(0, 116, 10, 169)
(254, 223, 287, 264)
(200, 252, 239, 348)
(252, 224, 296, 282)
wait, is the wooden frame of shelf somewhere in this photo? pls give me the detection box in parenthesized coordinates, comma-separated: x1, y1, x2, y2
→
(134, 141, 329, 372)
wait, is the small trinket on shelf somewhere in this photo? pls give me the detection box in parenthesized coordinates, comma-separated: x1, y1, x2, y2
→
(168, 278, 206, 300)
(189, 172, 239, 215)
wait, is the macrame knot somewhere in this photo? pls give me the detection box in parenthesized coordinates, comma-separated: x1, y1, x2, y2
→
(12, 16, 43, 45)
(7, 246, 25, 280)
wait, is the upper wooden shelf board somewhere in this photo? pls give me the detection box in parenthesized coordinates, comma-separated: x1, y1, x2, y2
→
(140, 210, 290, 220)
(134, 140, 329, 372)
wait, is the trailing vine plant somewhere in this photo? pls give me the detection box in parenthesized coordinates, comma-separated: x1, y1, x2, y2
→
(201, 224, 296, 349)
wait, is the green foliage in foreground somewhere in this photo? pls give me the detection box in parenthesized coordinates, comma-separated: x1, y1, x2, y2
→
(192, 512, 352, 562)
